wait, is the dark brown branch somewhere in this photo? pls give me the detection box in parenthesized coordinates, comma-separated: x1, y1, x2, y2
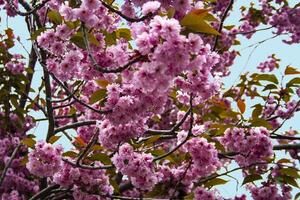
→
(212, 0, 234, 51)
(0, 144, 21, 186)
(54, 120, 97, 133)
(43, 69, 55, 142)
(82, 25, 144, 73)
(271, 133, 300, 140)
(273, 143, 300, 150)
(62, 158, 113, 170)
(7, 0, 49, 16)
(146, 107, 191, 135)
(270, 100, 300, 135)
(50, 73, 111, 114)
(52, 100, 75, 109)
(19, 91, 47, 116)
(51, 81, 84, 103)
(153, 94, 193, 162)
(229, 26, 273, 36)
(76, 129, 99, 165)
(20, 47, 37, 109)
(28, 184, 60, 200)
(100, 0, 153, 22)
(197, 162, 268, 185)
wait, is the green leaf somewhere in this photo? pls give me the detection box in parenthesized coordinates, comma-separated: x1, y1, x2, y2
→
(116, 28, 132, 41)
(252, 104, 262, 119)
(20, 156, 28, 166)
(295, 192, 300, 200)
(49, 135, 61, 144)
(145, 183, 165, 198)
(69, 106, 77, 115)
(205, 178, 228, 187)
(285, 66, 300, 75)
(286, 77, 300, 88)
(237, 99, 246, 114)
(280, 168, 300, 179)
(103, 31, 117, 46)
(150, 149, 166, 157)
(109, 179, 120, 193)
(180, 9, 220, 35)
(184, 193, 194, 200)
(70, 34, 86, 49)
(47, 10, 62, 25)
(21, 138, 36, 148)
(263, 84, 277, 91)
(89, 89, 107, 104)
(29, 27, 46, 40)
(70, 32, 100, 49)
(242, 174, 262, 185)
(284, 176, 299, 188)
(277, 158, 291, 164)
(250, 119, 272, 129)
(89, 153, 112, 165)
(144, 135, 161, 147)
(62, 151, 78, 158)
(255, 74, 279, 84)
(95, 79, 110, 87)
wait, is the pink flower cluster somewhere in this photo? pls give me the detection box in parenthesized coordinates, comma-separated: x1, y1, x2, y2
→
(26, 141, 63, 177)
(111, 143, 160, 190)
(248, 184, 292, 200)
(0, 0, 18, 17)
(221, 127, 273, 166)
(263, 97, 300, 129)
(98, 119, 145, 149)
(37, 2, 120, 81)
(270, 6, 300, 44)
(257, 55, 279, 72)
(0, 113, 38, 199)
(194, 187, 222, 200)
(185, 138, 221, 178)
(5, 54, 25, 75)
(141, 1, 161, 15)
(123, 0, 193, 19)
(132, 15, 220, 99)
(53, 161, 113, 199)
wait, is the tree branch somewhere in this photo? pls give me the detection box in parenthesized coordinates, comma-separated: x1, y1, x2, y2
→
(212, 0, 234, 51)
(153, 94, 193, 162)
(6, 0, 49, 16)
(19, 47, 37, 109)
(28, 184, 60, 200)
(82, 25, 144, 73)
(50, 73, 111, 114)
(54, 120, 97, 134)
(146, 107, 191, 135)
(100, 0, 153, 22)
(0, 144, 21, 186)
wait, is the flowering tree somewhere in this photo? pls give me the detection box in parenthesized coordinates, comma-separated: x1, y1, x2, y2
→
(0, 0, 300, 199)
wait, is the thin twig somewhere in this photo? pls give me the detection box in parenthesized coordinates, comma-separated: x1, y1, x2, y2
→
(153, 94, 193, 162)
(146, 107, 191, 135)
(28, 184, 60, 200)
(54, 120, 97, 134)
(229, 26, 273, 35)
(212, 0, 234, 51)
(270, 100, 300, 135)
(76, 129, 99, 165)
(50, 73, 111, 114)
(82, 25, 144, 73)
(100, 0, 153, 22)
(0, 144, 21, 186)
(62, 158, 113, 170)
(7, 0, 49, 16)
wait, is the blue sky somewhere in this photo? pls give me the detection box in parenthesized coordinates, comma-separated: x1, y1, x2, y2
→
(0, 0, 299, 198)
